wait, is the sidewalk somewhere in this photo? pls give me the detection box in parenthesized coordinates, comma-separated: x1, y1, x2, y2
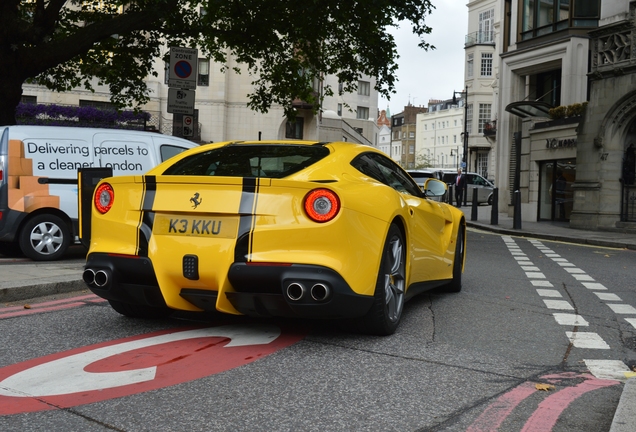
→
(0, 208, 634, 431)
(460, 204, 636, 250)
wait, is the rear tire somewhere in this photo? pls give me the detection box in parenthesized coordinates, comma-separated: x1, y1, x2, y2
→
(444, 226, 464, 293)
(108, 300, 173, 319)
(19, 214, 71, 261)
(360, 224, 406, 336)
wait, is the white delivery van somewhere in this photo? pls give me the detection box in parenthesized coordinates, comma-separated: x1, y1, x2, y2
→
(0, 125, 198, 261)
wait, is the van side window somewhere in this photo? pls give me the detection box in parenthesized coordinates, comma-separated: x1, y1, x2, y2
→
(160, 145, 190, 162)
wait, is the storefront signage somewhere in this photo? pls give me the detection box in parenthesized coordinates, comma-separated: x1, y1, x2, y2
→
(546, 138, 577, 149)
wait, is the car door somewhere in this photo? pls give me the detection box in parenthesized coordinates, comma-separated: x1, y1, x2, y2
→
(365, 154, 450, 282)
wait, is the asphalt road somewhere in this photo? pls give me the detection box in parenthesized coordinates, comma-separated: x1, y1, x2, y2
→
(0, 229, 634, 431)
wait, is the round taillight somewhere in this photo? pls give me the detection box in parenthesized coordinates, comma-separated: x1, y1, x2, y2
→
(94, 183, 114, 214)
(304, 189, 340, 223)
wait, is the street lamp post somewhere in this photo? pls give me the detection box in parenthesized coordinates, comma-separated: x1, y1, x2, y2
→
(453, 87, 469, 205)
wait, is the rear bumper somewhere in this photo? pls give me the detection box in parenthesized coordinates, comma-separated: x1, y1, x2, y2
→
(84, 253, 374, 319)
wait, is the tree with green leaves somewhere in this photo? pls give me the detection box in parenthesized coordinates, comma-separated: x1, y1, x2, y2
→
(0, 0, 435, 125)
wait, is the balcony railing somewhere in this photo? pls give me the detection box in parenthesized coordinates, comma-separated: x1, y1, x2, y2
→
(465, 31, 495, 47)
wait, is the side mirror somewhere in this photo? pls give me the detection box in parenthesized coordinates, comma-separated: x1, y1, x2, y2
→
(423, 178, 447, 197)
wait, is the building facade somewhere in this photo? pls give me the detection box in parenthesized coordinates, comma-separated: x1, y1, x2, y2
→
(391, 105, 428, 168)
(416, 99, 465, 170)
(465, 0, 499, 179)
(495, 0, 603, 226)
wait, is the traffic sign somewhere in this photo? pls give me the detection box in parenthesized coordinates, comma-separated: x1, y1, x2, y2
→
(167, 88, 195, 115)
(183, 115, 194, 137)
(168, 47, 198, 90)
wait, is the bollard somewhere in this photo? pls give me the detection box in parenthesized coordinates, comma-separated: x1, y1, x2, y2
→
(471, 188, 478, 221)
(490, 188, 499, 225)
(513, 189, 522, 229)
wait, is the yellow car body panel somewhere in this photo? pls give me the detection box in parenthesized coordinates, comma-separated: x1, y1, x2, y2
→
(84, 140, 465, 329)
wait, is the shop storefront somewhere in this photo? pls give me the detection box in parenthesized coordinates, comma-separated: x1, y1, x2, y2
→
(538, 158, 576, 221)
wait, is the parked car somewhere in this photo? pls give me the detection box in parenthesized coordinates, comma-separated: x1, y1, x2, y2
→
(82, 140, 466, 335)
(440, 170, 495, 205)
(0, 125, 198, 260)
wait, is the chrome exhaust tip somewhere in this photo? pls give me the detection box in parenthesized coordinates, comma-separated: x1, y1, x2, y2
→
(310, 283, 330, 302)
(94, 269, 110, 288)
(82, 268, 96, 285)
(286, 282, 306, 301)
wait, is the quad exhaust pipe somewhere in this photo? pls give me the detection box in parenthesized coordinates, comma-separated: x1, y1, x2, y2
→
(83, 268, 111, 288)
(285, 282, 331, 302)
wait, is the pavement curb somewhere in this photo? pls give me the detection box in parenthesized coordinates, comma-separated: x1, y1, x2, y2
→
(610, 377, 636, 432)
(0, 279, 85, 303)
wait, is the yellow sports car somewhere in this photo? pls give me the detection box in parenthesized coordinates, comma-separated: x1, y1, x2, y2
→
(83, 140, 466, 335)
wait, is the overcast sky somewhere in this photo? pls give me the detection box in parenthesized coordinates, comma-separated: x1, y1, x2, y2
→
(379, 0, 468, 116)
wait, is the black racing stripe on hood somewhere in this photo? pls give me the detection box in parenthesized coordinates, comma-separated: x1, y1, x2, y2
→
(234, 177, 258, 262)
(137, 175, 157, 256)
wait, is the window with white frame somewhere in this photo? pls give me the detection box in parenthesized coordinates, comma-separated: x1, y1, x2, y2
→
(466, 104, 473, 134)
(479, 9, 494, 43)
(478, 104, 492, 133)
(481, 53, 493, 77)
(409, 145, 415, 154)
(409, 131, 415, 138)
(467, 53, 474, 78)
(477, 153, 488, 178)
(198, 58, 210, 86)
(337, 104, 342, 116)
(358, 81, 370, 96)
(356, 106, 369, 119)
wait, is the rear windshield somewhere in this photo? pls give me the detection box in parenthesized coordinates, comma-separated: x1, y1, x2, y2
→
(162, 144, 329, 178)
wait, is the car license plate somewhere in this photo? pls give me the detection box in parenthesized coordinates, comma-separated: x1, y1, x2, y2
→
(153, 215, 239, 238)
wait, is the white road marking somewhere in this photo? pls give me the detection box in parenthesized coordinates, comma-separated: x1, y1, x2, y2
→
(564, 268, 585, 274)
(551, 258, 568, 262)
(582, 282, 607, 290)
(566, 332, 610, 349)
(544, 300, 574, 310)
(537, 289, 562, 298)
(0, 325, 281, 397)
(594, 293, 622, 302)
(553, 313, 589, 326)
(514, 256, 529, 261)
(557, 262, 575, 267)
(573, 274, 595, 281)
(526, 272, 546, 279)
(625, 318, 636, 330)
(521, 266, 541, 271)
(584, 360, 631, 381)
(545, 253, 561, 258)
(606, 304, 636, 314)
(531, 280, 554, 287)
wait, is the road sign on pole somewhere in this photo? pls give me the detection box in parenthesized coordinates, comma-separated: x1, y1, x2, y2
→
(168, 47, 198, 90)
(167, 88, 195, 114)
(183, 115, 194, 137)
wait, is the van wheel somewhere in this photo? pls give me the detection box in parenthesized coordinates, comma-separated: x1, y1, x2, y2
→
(19, 214, 71, 261)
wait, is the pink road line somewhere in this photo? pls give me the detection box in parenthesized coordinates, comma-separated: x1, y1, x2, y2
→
(0, 294, 100, 312)
(521, 377, 620, 432)
(0, 302, 86, 319)
(467, 382, 538, 432)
